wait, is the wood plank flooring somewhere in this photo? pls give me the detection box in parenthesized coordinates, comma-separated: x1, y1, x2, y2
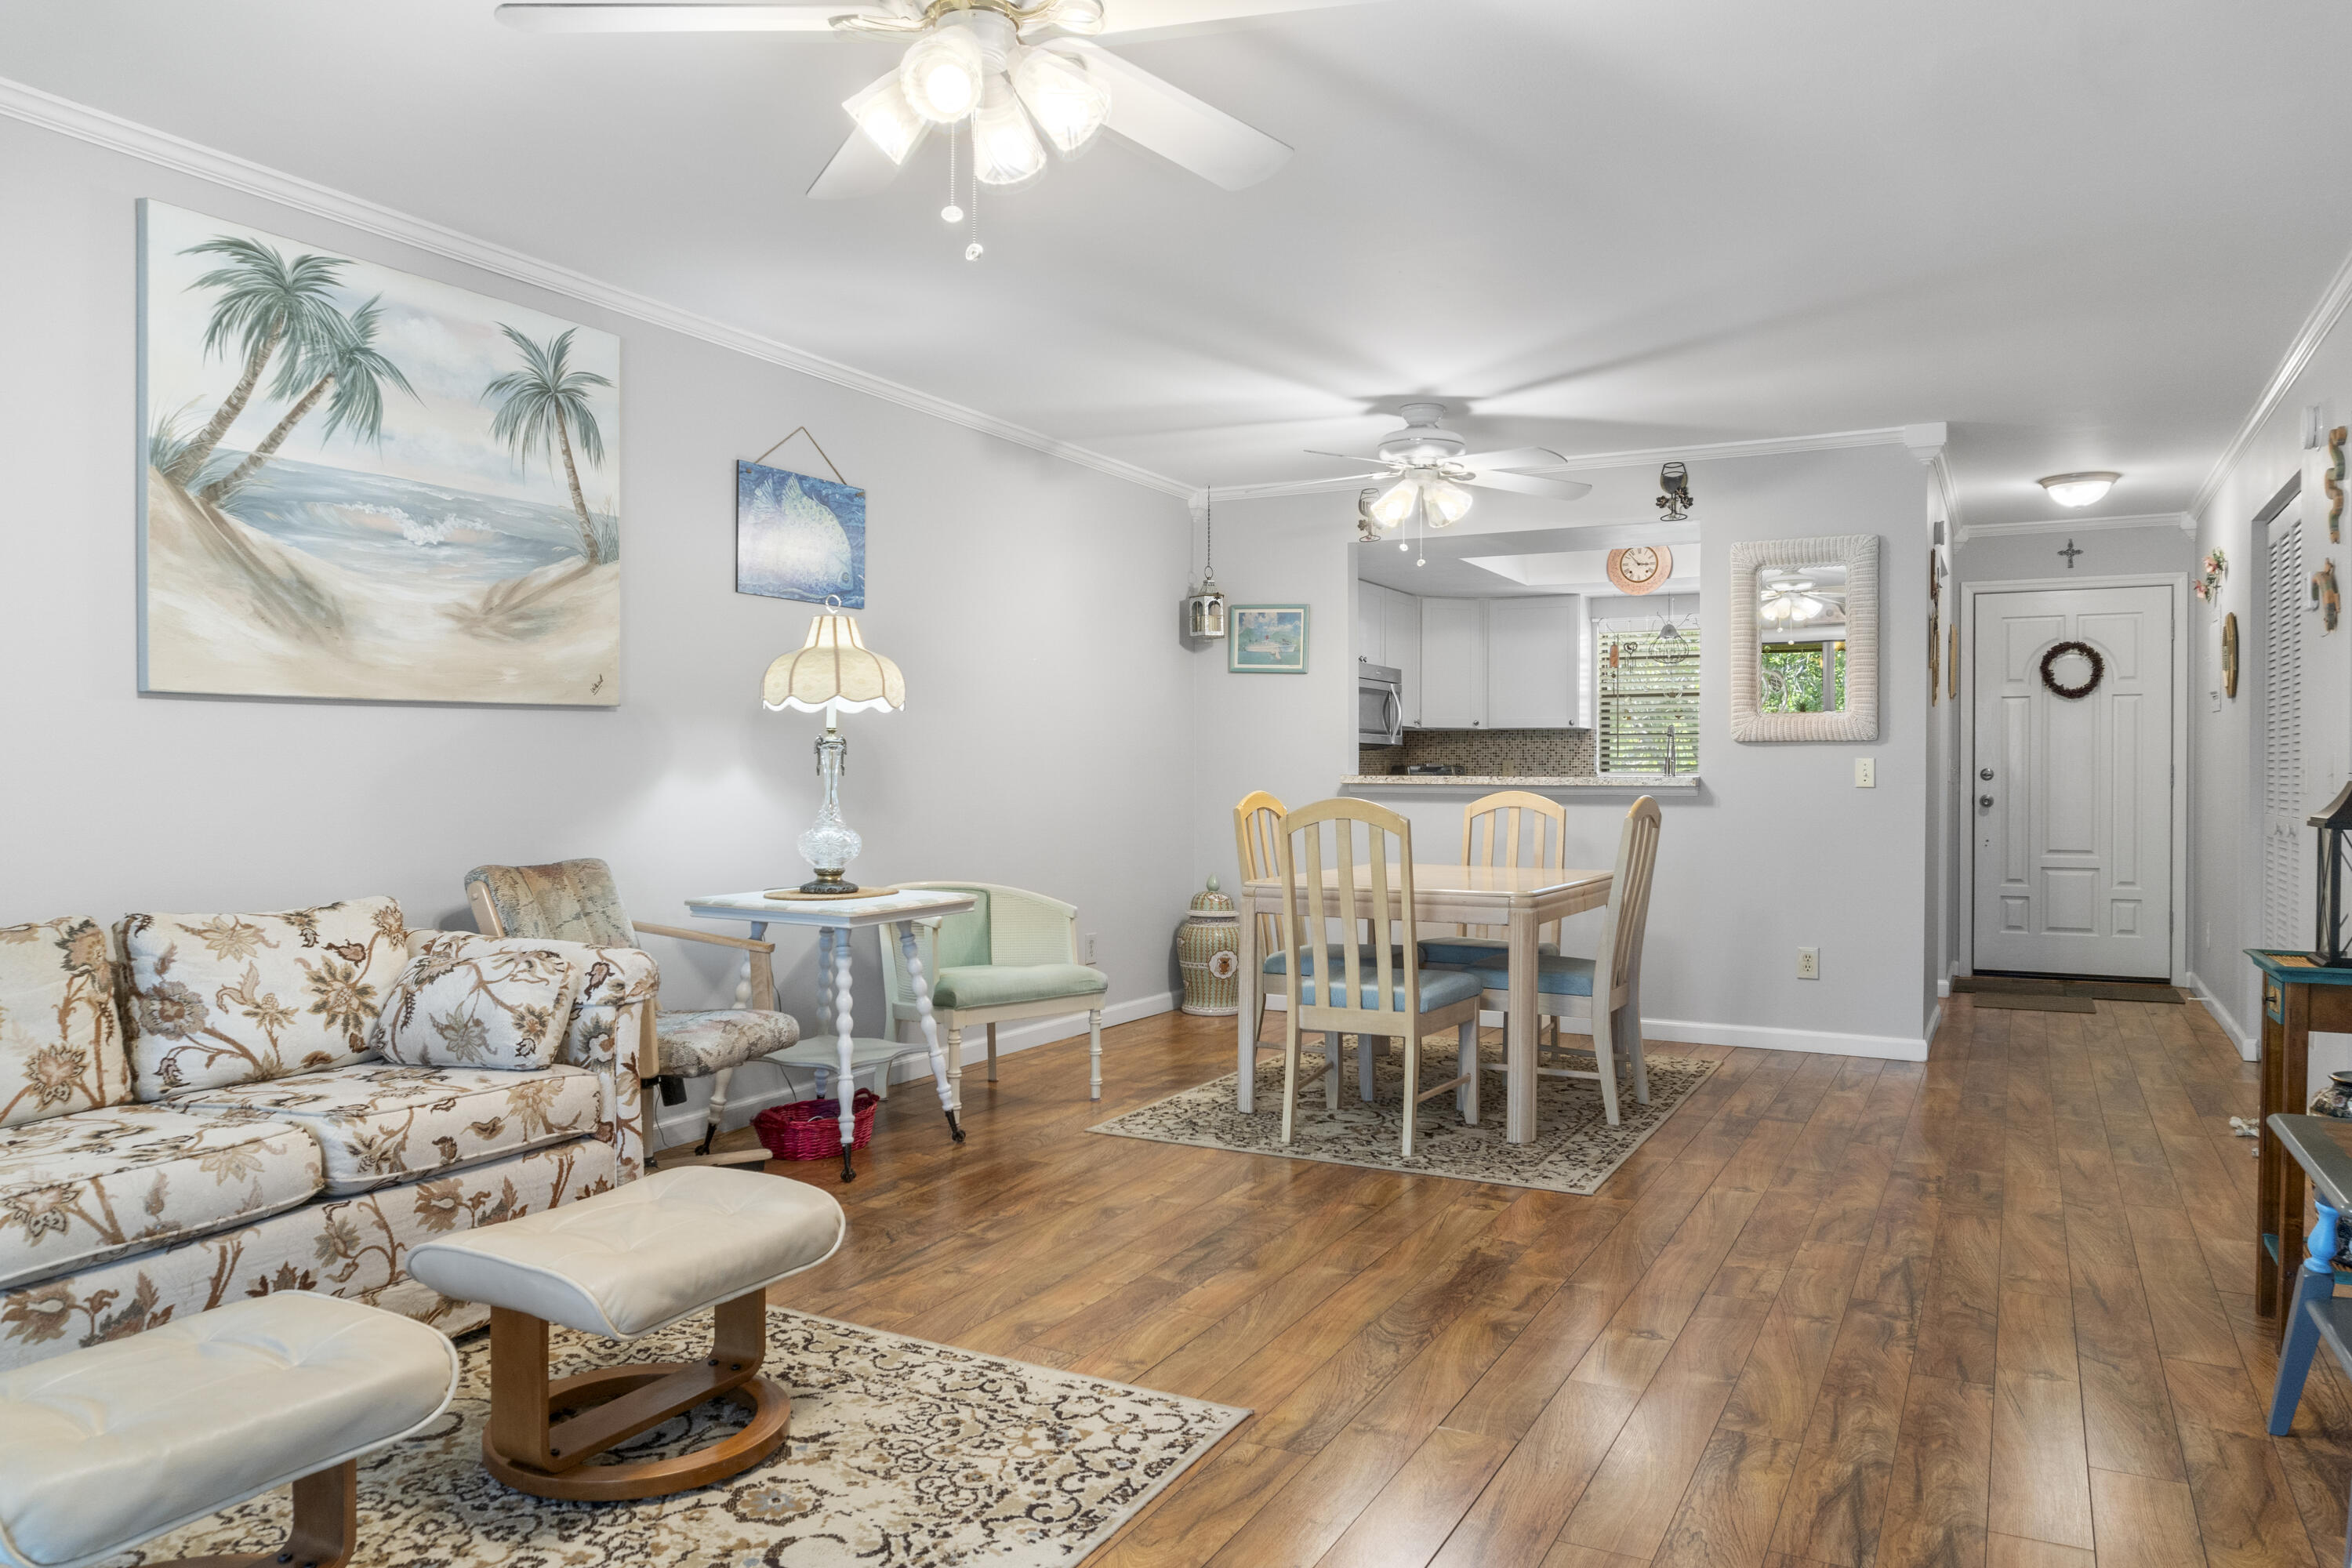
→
(742, 994, 2351, 1566)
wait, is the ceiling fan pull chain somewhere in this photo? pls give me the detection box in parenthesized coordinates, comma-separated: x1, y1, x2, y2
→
(966, 138, 984, 261)
(942, 119, 964, 227)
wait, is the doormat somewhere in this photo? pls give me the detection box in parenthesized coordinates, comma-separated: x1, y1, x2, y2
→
(1966, 993, 2096, 1013)
(1954, 976, 2184, 1004)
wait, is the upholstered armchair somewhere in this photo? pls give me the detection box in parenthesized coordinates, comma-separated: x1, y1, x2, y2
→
(881, 882, 1110, 1101)
(465, 858, 801, 1166)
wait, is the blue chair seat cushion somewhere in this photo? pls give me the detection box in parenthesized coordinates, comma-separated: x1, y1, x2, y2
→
(1262, 944, 1403, 975)
(1417, 937, 1563, 968)
(1468, 953, 1596, 998)
(1292, 967, 1486, 1013)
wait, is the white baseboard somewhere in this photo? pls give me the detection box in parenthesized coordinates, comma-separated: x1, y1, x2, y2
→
(651, 990, 1178, 1146)
(1924, 1003, 1944, 1049)
(1471, 1009, 1929, 1063)
(2184, 970, 2259, 1062)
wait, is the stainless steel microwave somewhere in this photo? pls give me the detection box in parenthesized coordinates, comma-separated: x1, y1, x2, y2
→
(1358, 664, 1403, 746)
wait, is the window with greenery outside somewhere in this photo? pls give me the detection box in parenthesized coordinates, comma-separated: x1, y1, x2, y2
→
(1595, 623, 1699, 775)
(1760, 641, 1846, 713)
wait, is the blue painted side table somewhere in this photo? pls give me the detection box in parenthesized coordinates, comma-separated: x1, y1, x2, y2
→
(2248, 949, 2352, 1323)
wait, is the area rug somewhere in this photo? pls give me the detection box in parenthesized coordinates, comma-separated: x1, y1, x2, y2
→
(109, 1310, 1248, 1567)
(1965, 992, 2097, 1013)
(1087, 1043, 1715, 1195)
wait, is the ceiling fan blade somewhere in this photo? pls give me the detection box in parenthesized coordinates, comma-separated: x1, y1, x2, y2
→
(1454, 445, 1569, 473)
(1049, 39, 1291, 189)
(1464, 470, 1592, 502)
(494, 4, 873, 32)
(1094, 0, 1385, 38)
(1304, 449, 1388, 466)
(807, 118, 910, 198)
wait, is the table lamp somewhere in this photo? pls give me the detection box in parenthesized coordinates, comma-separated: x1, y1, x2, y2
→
(762, 599, 905, 895)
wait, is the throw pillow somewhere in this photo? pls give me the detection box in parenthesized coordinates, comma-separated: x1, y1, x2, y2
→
(372, 933, 583, 1070)
(0, 916, 130, 1127)
(118, 897, 408, 1098)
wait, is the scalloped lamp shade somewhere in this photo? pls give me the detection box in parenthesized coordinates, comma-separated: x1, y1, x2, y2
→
(761, 611, 906, 715)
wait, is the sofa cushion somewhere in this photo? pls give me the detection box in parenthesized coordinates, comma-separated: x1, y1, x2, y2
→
(169, 1062, 604, 1196)
(0, 918, 131, 1129)
(931, 964, 1109, 1011)
(655, 1011, 800, 1078)
(0, 1105, 323, 1289)
(372, 934, 580, 1071)
(118, 898, 410, 1098)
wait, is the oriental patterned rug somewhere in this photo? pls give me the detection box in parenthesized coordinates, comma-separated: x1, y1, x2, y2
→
(108, 1311, 1247, 1567)
(1088, 1042, 1716, 1196)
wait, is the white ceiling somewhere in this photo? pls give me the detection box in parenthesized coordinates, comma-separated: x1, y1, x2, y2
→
(9, 0, 2352, 526)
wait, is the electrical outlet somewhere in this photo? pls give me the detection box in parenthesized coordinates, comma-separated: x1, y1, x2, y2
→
(1853, 757, 1875, 788)
(1084, 932, 1098, 965)
(1796, 947, 1820, 980)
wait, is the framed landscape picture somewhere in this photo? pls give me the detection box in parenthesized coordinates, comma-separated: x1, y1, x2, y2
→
(1229, 604, 1308, 673)
(137, 200, 622, 705)
(735, 459, 866, 607)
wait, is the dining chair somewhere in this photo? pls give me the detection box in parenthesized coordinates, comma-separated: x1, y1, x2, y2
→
(1274, 799, 1484, 1156)
(1418, 789, 1570, 968)
(1465, 796, 1661, 1127)
(1235, 790, 1288, 1057)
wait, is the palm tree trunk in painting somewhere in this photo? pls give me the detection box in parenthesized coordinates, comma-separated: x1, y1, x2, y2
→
(554, 416, 603, 566)
(167, 322, 281, 485)
(201, 372, 335, 504)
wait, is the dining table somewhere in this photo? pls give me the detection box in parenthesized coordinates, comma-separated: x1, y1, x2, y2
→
(1236, 863, 1616, 1144)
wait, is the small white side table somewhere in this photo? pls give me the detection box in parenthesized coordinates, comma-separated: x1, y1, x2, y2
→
(684, 887, 978, 1182)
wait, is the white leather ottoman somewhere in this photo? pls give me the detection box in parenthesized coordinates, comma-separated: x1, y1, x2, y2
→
(408, 1166, 845, 1501)
(0, 1292, 459, 1568)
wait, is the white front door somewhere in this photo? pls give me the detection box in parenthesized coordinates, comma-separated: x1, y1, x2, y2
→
(1973, 583, 2176, 978)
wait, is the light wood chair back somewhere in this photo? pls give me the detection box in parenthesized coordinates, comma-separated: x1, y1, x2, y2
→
(1595, 796, 1664, 1010)
(1276, 797, 1421, 1037)
(1233, 790, 1287, 959)
(1456, 790, 1570, 947)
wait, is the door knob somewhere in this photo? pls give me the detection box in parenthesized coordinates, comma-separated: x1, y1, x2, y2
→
(1979, 768, 1994, 781)
(1979, 793, 1994, 809)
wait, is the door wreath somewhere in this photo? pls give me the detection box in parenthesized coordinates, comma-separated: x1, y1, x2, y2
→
(2038, 640, 2104, 699)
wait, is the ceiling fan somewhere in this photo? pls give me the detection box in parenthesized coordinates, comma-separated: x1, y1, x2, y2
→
(494, 0, 1374, 200)
(1311, 404, 1593, 538)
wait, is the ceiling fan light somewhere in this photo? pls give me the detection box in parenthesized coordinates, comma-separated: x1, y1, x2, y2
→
(2038, 470, 2120, 509)
(1012, 46, 1108, 156)
(972, 77, 1048, 186)
(848, 78, 927, 165)
(898, 27, 986, 124)
(1033, 0, 1105, 34)
(1425, 477, 1474, 526)
(1370, 475, 1418, 528)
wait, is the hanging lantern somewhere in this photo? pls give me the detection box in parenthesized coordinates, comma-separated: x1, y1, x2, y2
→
(1185, 488, 1227, 641)
(2313, 781, 2352, 966)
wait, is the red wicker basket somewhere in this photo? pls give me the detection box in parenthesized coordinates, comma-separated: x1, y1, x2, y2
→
(754, 1090, 879, 1162)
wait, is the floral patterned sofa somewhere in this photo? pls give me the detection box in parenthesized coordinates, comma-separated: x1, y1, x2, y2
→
(0, 898, 653, 1372)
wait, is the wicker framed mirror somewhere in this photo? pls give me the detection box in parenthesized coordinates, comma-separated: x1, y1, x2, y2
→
(1730, 533, 1881, 742)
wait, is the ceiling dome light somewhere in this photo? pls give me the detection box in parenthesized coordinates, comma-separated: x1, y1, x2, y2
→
(2038, 470, 2120, 509)
(898, 27, 986, 124)
(971, 77, 1047, 186)
(848, 77, 927, 165)
(1012, 46, 1109, 156)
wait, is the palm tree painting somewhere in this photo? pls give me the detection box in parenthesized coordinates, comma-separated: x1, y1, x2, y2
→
(138, 201, 621, 706)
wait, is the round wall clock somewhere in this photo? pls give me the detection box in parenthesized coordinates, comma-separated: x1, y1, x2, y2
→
(1607, 545, 1671, 595)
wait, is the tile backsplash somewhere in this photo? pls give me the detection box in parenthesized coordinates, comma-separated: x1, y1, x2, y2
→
(1357, 728, 1595, 777)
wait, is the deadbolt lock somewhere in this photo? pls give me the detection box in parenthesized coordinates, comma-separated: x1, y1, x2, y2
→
(1979, 768, 1994, 780)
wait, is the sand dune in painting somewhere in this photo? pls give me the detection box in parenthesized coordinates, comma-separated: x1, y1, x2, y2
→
(144, 469, 618, 704)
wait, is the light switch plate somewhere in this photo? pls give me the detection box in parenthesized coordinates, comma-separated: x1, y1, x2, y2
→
(1854, 757, 1875, 788)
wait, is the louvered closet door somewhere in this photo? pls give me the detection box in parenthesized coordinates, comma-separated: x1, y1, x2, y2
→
(2265, 521, 2307, 949)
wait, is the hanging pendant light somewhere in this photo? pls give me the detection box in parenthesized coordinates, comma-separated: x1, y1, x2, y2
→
(1185, 488, 1227, 641)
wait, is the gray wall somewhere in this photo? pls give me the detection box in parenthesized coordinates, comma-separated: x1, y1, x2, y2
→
(0, 118, 1196, 1133)
(1192, 445, 1939, 1055)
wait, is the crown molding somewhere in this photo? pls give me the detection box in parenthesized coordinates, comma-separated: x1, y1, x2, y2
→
(1955, 510, 2194, 543)
(0, 74, 1196, 502)
(1198, 424, 1923, 504)
(2190, 236, 2352, 524)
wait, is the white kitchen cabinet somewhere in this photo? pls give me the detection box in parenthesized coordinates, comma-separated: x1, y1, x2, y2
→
(1356, 580, 1384, 667)
(1486, 596, 1577, 728)
(1381, 587, 1423, 726)
(1420, 598, 1487, 728)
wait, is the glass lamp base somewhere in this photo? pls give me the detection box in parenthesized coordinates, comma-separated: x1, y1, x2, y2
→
(799, 872, 862, 895)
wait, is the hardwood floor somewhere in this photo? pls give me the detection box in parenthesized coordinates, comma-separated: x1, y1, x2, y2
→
(746, 995, 2351, 1567)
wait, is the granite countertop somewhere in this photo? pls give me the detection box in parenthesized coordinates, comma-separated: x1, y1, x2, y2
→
(1343, 773, 1700, 790)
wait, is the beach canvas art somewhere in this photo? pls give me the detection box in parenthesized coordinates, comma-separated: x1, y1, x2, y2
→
(735, 460, 866, 607)
(1229, 605, 1308, 673)
(137, 200, 622, 705)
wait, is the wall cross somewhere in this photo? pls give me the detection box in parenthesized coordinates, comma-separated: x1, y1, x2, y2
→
(2057, 538, 2085, 569)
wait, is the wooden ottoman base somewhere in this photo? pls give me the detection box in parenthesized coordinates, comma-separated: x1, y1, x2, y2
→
(483, 1292, 790, 1501)
(163, 1462, 358, 1568)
